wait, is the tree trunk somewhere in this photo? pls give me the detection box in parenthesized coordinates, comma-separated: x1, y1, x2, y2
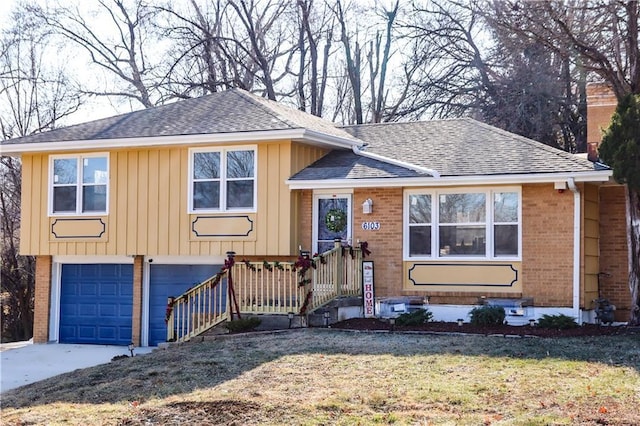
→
(627, 186, 640, 325)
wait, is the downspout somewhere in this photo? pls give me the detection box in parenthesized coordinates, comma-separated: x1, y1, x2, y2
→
(352, 145, 440, 178)
(567, 178, 582, 324)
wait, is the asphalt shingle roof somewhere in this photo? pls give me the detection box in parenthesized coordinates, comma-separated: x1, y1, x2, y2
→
(334, 119, 600, 178)
(289, 150, 426, 180)
(2, 89, 359, 145)
(3, 88, 604, 179)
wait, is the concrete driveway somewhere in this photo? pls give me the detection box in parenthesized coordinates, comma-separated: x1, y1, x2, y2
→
(0, 340, 155, 393)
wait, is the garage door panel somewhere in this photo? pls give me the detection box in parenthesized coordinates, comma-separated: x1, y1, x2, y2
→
(80, 283, 98, 296)
(79, 327, 97, 340)
(78, 304, 97, 316)
(99, 283, 116, 296)
(99, 304, 117, 317)
(60, 264, 133, 345)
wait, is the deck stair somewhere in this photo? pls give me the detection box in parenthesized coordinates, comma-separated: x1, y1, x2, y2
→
(165, 240, 366, 343)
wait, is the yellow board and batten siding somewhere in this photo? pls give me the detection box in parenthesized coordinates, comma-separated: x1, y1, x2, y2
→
(404, 261, 523, 293)
(582, 183, 600, 309)
(20, 141, 326, 257)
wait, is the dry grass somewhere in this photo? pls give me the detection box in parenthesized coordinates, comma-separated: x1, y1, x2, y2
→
(1, 329, 639, 425)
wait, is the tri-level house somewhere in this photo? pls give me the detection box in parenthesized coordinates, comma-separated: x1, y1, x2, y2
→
(1, 88, 629, 346)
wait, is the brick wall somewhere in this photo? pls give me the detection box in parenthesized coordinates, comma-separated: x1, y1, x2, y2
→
(33, 255, 52, 343)
(298, 185, 582, 307)
(298, 189, 313, 251)
(132, 255, 143, 346)
(352, 188, 404, 298)
(521, 184, 574, 306)
(599, 185, 631, 320)
(586, 83, 617, 147)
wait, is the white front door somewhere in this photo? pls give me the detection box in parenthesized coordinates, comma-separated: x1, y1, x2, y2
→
(313, 193, 352, 254)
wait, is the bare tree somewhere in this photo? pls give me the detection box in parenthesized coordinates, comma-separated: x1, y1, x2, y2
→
(0, 7, 83, 341)
(154, 0, 246, 98)
(294, 0, 333, 116)
(487, 0, 640, 324)
(398, 0, 585, 150)
(29, 0, 162, 108)
(155, 0, 296, 102)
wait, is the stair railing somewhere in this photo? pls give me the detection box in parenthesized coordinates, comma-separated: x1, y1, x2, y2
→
(165, 243, 368, 342)
(165, 270, 229, 343)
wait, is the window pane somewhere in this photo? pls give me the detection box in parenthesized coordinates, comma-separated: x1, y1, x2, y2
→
(494, 192, 518, 222)
(227, 150, 254, 178)
(53, 186, 77, 212)
(193, 181, 220, 209)
(439, 193, 485, 223)
(409, 194, 431, 224)
(227, 180, 254, 208)
(494, 224, 518, 256)
(53, 158, 77, 184)
(193, 152, 220, 179)
(439, 225, 485, 256)
(409, 225, 431, 256)
(82, 157, 108, 184)
(82, 185, 107, 212)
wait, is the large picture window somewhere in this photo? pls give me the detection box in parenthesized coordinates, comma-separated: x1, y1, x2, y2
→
(405, 188, 520, 260)
(190, 147, 256, 212)
(50, 154, 108, 215)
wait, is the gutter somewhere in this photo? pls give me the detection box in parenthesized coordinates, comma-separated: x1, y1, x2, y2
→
(352, 145, 440, 178)
(567, 177, 582, 324)
(286, 170, 612, 189)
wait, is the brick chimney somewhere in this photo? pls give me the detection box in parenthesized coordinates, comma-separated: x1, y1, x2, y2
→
(586, 83, 618, 159)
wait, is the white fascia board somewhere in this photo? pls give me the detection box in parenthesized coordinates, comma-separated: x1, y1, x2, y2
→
(286, 170, 613, 189)
(1, 128, 359, 155)
(297, 129, 362, 149)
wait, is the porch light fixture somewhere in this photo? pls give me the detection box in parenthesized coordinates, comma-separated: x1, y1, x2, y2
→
(554, 181, 567, 193)
(288, 312, 295, 328)
(362, 198, 373, 214)
(389, 317, 395, 332)
(529, 319, 536, 327)
(128, 342, 135, 357)
(457, 318, 464, 327)
(323, 311, 330, 327)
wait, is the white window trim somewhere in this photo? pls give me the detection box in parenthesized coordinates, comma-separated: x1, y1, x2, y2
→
(403, 186, 522, 261)
(48, 153, 109, 217)
(188, 146, 258, 214)
(312, 192, 353, 255)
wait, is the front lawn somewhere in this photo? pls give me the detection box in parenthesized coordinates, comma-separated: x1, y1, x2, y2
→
(1, 330, 639, 425)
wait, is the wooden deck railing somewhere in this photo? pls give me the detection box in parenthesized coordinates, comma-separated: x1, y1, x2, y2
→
(166, 242, 366, 343)
(166, 270, 229, 343)
(307, 240, 364, 312)
(233, 261, 303, 314)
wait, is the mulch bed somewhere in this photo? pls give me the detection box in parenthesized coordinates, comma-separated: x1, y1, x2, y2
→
(331, 317, 640, 338)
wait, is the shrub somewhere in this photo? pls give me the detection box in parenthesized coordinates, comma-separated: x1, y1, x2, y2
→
(469, 305, 506, 326)
(224, 317, 262, 333)
(395, 309, 433, 326)
(536, 314, 578, 330)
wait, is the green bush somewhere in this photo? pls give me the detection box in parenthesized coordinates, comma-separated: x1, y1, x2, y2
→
(224, 317, 262, 333)
(395, 309, 433, 326)
(536, 314, 578, 330)
(469, 305, 506, 326)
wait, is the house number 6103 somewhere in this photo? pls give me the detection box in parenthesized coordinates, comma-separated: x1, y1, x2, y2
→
(361, 221, 381, 231)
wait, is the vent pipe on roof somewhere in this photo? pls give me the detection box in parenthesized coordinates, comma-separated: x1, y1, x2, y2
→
(351, 145, 440, 178)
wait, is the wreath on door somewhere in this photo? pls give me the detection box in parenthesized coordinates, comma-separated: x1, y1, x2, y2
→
(325, 208, 347, 233)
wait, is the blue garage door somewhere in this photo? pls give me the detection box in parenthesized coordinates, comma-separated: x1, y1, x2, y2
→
(59, 264, 133, 345)
(148, 264, 223, 346)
